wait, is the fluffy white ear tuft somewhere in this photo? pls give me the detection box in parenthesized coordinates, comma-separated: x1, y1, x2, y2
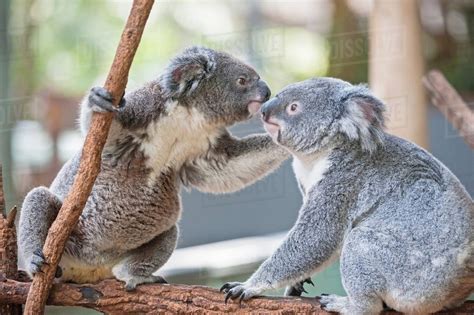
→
(338, 87, 386, 153)
(160, 46, 216, 100)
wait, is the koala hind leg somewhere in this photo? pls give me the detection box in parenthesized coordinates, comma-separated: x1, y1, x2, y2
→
(18, 187, 62, 278)
(112, 225, 178, 291)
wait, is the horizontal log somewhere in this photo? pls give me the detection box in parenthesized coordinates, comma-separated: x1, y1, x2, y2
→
(0, 279, 473, 314)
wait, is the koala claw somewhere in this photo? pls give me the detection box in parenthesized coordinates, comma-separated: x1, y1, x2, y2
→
(28, 249, 46, 275)
(27, 249, 63, 278)
(304, 278, 315, 286)
(220, 282, 260, 304)
(285, 277, 314, 296)
(88, 86, 125, 113)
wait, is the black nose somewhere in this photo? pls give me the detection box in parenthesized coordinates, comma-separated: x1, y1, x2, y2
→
(260, 97, 278, 121)
(258, 80, 271, 102)
(263, 86, 271, 101)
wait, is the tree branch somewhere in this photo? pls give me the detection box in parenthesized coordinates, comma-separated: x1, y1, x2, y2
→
(423, 69, 474, 148)
(23, 1, 155, 314)
(1, 279, 473, 314)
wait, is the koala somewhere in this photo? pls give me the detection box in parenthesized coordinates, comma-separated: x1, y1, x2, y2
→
(221, 77, 474, 315)
(18, 46, 289, 290)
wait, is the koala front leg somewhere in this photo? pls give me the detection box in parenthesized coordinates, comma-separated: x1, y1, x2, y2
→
(18, 187, 62, 278)
(221, 198, 346, 302)
(182, 132, 289, 194)
(79, 86, 125, 135)
(112, 225, 178, 291)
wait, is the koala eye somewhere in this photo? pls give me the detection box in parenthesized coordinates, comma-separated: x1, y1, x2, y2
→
(286, 103, 300, 115)
(237, 77, 247, 86)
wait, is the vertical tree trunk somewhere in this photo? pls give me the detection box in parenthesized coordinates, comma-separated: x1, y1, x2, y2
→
(369, 0, 428, 148)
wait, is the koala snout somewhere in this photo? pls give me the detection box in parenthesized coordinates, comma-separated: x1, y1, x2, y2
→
(257, 80, 271, 102)
(261, 97, 280, 121)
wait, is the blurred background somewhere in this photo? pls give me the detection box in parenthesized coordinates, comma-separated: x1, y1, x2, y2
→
(0, 0, 473, 314)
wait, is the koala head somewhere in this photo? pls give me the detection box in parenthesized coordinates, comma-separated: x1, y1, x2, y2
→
(260, 77, 386, 155)
(160, 46, 271, 126)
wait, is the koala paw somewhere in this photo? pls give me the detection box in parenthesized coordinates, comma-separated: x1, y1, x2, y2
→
(284, 278, 314, 296)
(123, 275, 167, 292)
(26, 249, 63, 278)
(27, 249, 46, 276)
(220, 282, 262, 304)
(318, 294, 348, 313)
(88, 86, 125, 113)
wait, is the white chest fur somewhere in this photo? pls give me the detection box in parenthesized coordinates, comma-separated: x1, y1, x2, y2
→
(292, 150, 332, 195)
(140, 103, 220, 181)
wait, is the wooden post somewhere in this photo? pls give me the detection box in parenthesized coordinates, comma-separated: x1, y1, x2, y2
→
(23, 1, 155, 314)
(369, 0, 428, 148)
(0, 165, 22, 315)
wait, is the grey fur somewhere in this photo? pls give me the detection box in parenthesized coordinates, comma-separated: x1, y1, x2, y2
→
(222, 77, 474, 315)
(18, 47, 288, 290)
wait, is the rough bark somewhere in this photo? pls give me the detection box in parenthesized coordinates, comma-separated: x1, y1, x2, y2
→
(0, 165, 22, 315)
(1, 279, 474, 315)
(23, 1, 155, 314)
(423, 70, 474, 149)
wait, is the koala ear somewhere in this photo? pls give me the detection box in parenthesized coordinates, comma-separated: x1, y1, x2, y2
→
(338, 85, 386, 153)
(161, 46, 216, 99)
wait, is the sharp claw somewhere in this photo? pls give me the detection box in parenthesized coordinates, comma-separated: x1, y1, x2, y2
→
(305, 278, 315, 286)
(220, 284, 229, 292)
(33, 249, 45, 259)
(239, 293, 245, 305)
(302, 287, 308, 294)
(154, 276, 167, 284)
(225, 291, 232, 304)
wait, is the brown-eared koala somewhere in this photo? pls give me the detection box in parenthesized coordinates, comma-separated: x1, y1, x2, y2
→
(18, 46, 289, 290)
(221, 77, 474, 315)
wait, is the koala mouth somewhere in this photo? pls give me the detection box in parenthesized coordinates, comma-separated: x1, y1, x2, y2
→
(247, 101, 263, 116)
(263, 119, 280, 137)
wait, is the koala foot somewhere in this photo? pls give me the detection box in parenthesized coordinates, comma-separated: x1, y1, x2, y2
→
(26, 249, 62, 278)
(220, 282, 262, 304)
(123, 275, 167, 292)
(284, 277, 315, 296)
(318, 294, 382, 315)
(88, 86, 125, 113)
(318, 294, 349, 313)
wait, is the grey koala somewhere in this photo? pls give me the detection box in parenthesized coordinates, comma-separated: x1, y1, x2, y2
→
(18, 46, 289, 290)
(221, 77, 474, 315)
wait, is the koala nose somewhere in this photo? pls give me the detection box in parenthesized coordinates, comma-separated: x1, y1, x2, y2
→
(260, 97, 278, 121)
(258, 80, 271, 102)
